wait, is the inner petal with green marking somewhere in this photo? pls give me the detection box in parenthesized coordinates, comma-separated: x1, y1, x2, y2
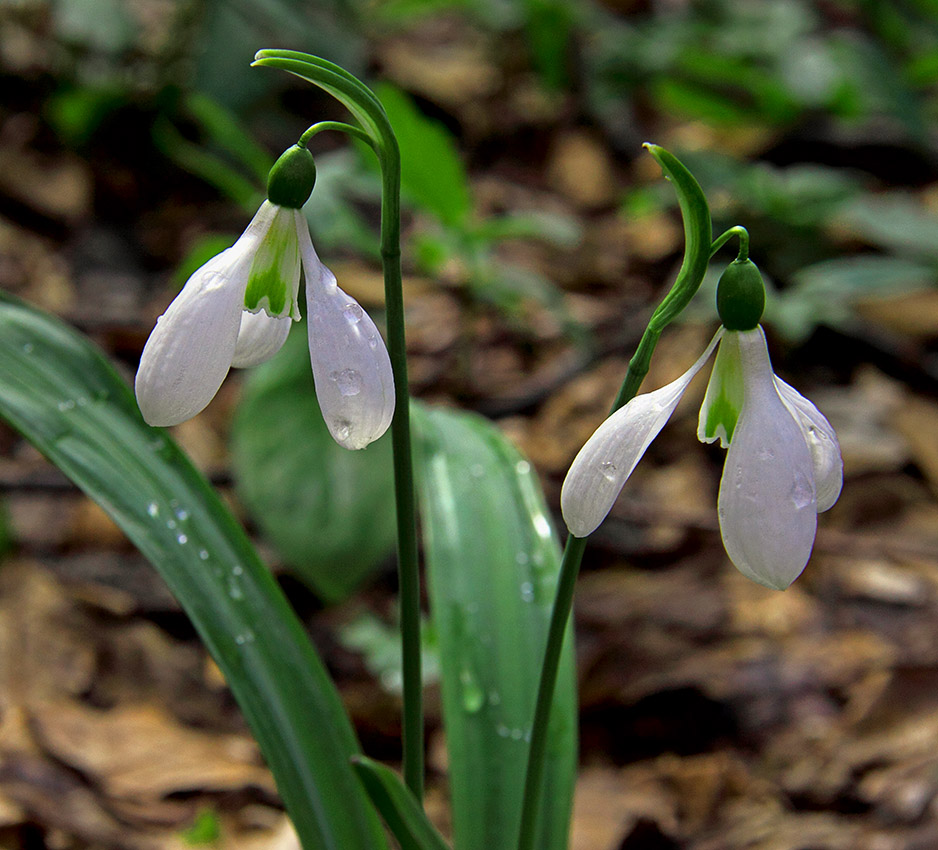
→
(698, 333, 744, 447)
(244, 207, 301, 319)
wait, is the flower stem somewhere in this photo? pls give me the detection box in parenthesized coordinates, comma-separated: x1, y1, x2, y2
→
(518, 145, 714, 850)
(710, 225, 749, 261)
(252, 52, 425, 801)
(515, 329, 655, 850)
(379, 144, 425, 801)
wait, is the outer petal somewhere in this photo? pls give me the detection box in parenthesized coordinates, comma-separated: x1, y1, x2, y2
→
(231, 310, 292, 368)
(561, 329, 724, 538)
(135, 203, 276, 426)
(299, 223, 395, 449)
(717, 329, 817, 590)
(774, 376, 843, 512)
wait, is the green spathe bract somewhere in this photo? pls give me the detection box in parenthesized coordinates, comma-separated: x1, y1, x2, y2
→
(717, 258, 765, 330)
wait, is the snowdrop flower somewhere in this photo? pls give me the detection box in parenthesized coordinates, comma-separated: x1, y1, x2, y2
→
(135, 145, 394, 449)
(561, 259, 842, 590)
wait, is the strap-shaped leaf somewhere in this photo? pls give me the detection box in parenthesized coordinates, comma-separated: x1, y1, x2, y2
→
(353, 756, 451, 850)
(413, 405, 577, 850)
(0, 292, 387, 850)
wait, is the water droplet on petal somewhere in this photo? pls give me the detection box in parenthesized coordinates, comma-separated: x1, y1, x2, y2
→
(600, 460, 617, 481)
(343, 302, 363, 323)
(789, 477, 814, 509)
(330, 368, 362, 397)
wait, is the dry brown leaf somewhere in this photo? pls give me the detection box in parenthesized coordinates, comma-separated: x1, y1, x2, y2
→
(30, 702, 275, 803)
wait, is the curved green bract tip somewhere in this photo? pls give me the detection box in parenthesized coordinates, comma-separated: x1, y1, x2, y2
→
(252, 50, 395, 166)
(267, 144, 316, 209)
(642, 143, 712, 331)
(717, 258, 765, 330)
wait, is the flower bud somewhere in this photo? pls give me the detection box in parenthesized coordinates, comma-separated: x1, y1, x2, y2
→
(717, 258, 765, 331)
(267, 145, 316, 209)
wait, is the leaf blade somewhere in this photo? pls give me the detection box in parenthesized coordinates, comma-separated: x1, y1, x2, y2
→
(0, 293, 387, 850)
(413, 405, 577, 850)
(352, 756, 452, 850)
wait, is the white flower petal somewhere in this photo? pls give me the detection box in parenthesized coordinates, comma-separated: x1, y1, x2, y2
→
(135, 251, 247, 426)
(299, 224, 395, 449)
(561, 329, 724, 538)
(231, 310, 292, 368)
(134, 203, 277, 426)
(774, 376, 843, 512)
(717, 329, 817, 590)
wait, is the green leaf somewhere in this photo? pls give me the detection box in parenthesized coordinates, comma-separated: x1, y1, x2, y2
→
(412, 405, 577, 850)
(0, 293, 387, 850)
(375, 84, 472, 228)
(232, 327, 396, 602)
(836, 194, 938, 260)
(194, 0, 366, 110)
(352, 756, 452, 850)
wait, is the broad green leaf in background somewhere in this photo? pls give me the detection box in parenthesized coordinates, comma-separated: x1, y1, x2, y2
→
(413, 405, 577, 850)
(194, 0, 366, 110)
(232, 326, 396, 602)
(375, 84, 472, 228)
(0, 293, 387, 850)
(353, 756, 452, 850)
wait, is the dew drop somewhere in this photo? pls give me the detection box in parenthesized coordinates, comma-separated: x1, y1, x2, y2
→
(488, 690, 501, 706)
(460, 667, 485, 714)
(22, 343, 33, 354)
(176, 533, 188, 545)
(166, 519, 176, 530)
(330, 368, 362, 397)
(511, 727, 524, 740)
(57, 400, 75, 412)
(175, 508, 189, 521)
(235, 630, 255, 645)
(515, 460, 530, 475)
(343, 302, 363, 323)
(469, 463, 485, 478)
(757, 447, 775, 461)
(520, 581, 534, 603)
(147, 502, 159, 518)
(368, 335, 378, 349)
(335, 421, 352, 442)
(232, 565, 243, 577)
(599, 460, 617, 481)
(198, 549, 209, 560)
(228, 577, 244, 600)
(789, 477, 814, 509)
(515, 551, 529, 566)
(496, 724, 510, 738)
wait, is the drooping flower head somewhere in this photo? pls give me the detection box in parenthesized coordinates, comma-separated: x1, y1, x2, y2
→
(134, 144, 394, 449)
(561, 258, 842, 590)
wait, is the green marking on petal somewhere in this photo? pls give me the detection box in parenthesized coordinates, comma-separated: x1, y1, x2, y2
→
(701, 335, 744, 447)
(244, 208, 299, 318)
